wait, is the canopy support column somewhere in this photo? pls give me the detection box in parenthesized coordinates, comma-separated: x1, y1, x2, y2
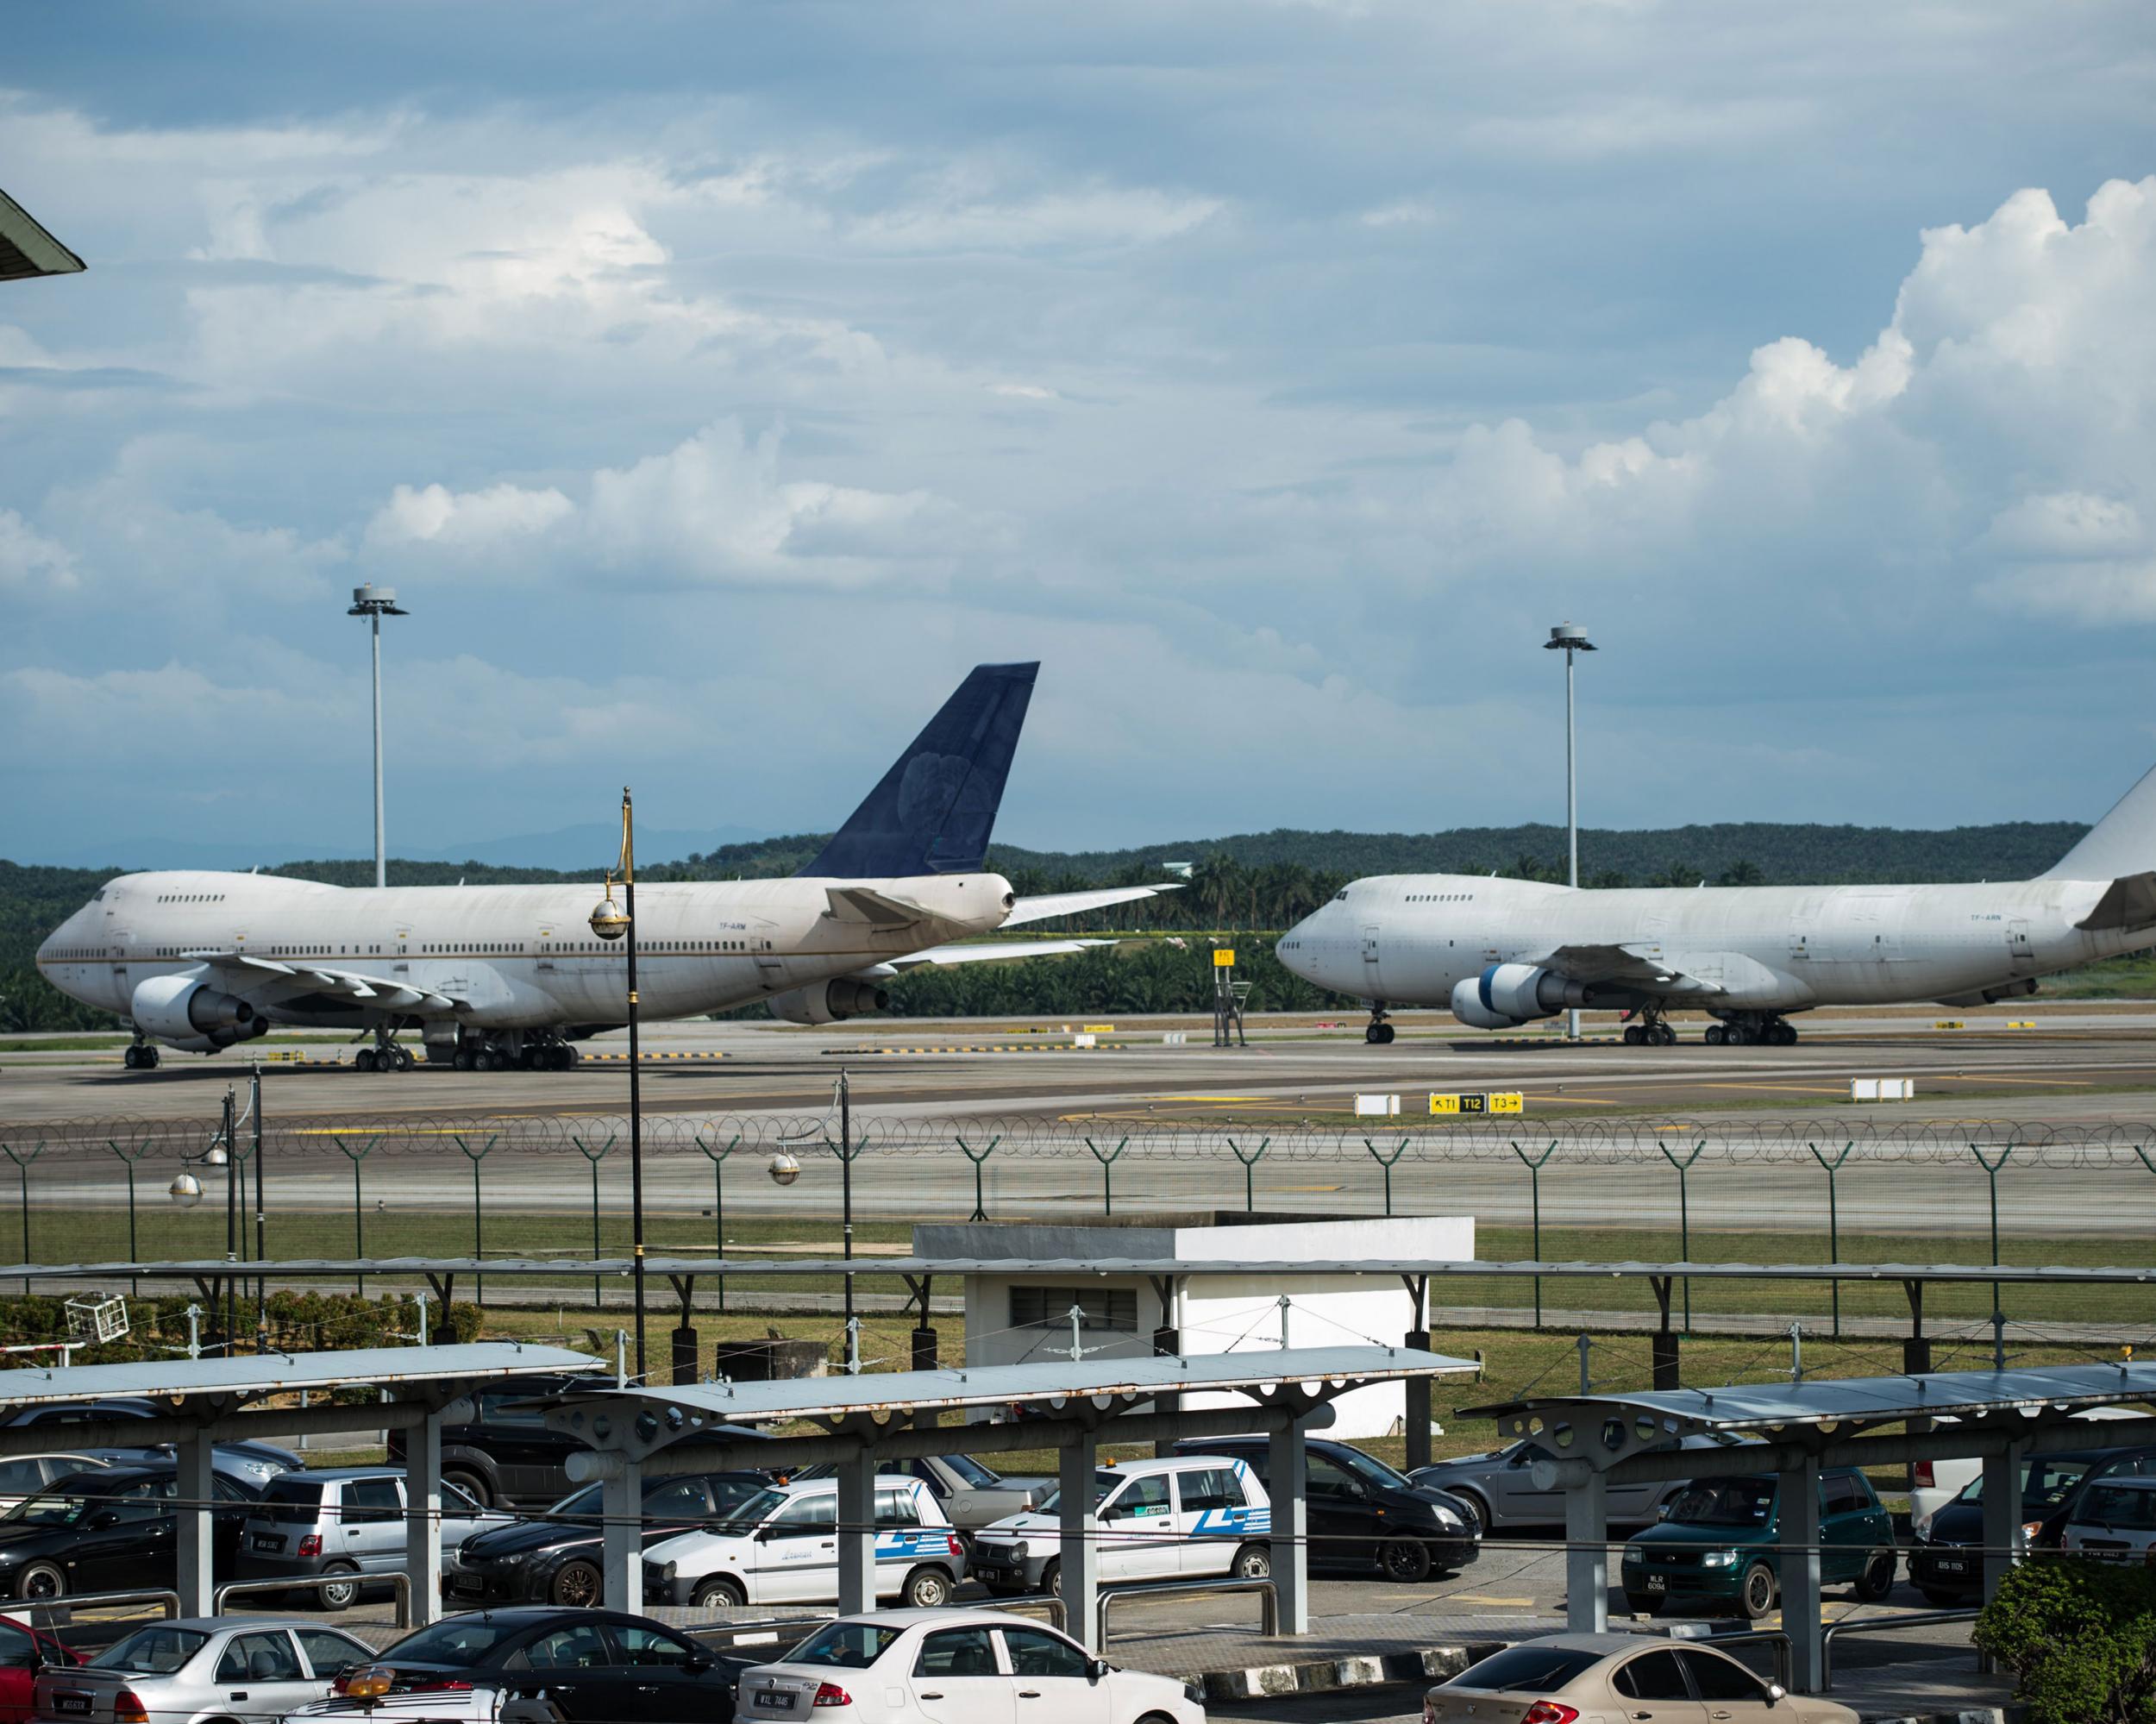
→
(601, 1456, 643, 1614)
(174, 1427, 215, 1617)
(837, 1449, 877, 1616)
(1779, 1456, 1823, 1694)
(1403, 1276, 1432, 1470)
(403, 1403, 442, 1626)
(1060, 1426, 1100, 1651)
(1269, 1416, 1310, 1635)
(1982, 1438, 2027, 1603)
(1562, 1467, 1608, 1633)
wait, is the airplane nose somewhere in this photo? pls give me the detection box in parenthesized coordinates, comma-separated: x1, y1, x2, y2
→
(1279, 914, 1319, 982)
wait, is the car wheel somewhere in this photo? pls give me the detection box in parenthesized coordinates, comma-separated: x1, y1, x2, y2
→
(692, 1576, 745, 1608)
(443, 1470, 492, 1508)
(1041, 1558, 1062, 1598)
(1739, 1560, 1778, 1621)
(318, 1564, 361, 1610)
(14, 1562, 63, 1602)
(1379, 1536, 1432, 1583)
(1453, 1491, 1492, 1537)
(1232, 1542, 1271, 1581)
(549, 1559, 602, 1608)
(1855, 1549, 1896, 1602)
(904, 1566, 954, 1608)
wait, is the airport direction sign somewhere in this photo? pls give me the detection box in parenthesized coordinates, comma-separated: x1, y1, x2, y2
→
(1430, 1090, 1525, 1116)
(1213, 948, 1236, 967)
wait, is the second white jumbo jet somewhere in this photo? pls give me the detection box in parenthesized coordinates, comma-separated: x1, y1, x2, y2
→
(1278, 756, 2156, 1045)
(37, 662, 1165, 1070)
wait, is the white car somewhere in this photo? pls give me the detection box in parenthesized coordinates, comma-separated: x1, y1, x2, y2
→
(736, 1608, 1206, 1723)
(2063, 1476, 2156, 1559)
(643, 1475, 967, 1608)
(1909, 1406, 2144, 1533)
(972, 1455, 1269, 1597)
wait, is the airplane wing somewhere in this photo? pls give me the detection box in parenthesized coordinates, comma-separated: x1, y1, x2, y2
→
(1002, 884, 1181, 927)
(1530, 943, 1727, 996)
(182, 951, 461, 1014)
(2074, 871, 2156, 933)
(878, 938, 1115, 970)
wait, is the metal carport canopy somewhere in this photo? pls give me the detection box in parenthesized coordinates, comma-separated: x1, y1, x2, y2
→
(1479, 1361, 2156, 1697)
(0, 1344, 596, 1626)
(541, 1343, 1482, 1651)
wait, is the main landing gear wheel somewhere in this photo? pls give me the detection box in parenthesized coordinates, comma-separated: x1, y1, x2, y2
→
(1624, 1020, 1677, 1047)
(1366, 1023, 1395, 1044)
(123, 1044, 160, 1069)
(1704, 1025, 1726, 1046)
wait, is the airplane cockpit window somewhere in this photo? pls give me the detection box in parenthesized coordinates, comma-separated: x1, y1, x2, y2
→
(1333, 891, 1348, 902)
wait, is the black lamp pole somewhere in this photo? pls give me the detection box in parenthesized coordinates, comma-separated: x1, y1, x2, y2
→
(840, 1069, 853, 1343)
(222, 1089, 237, 1350)
(624, 787, 647, 1382)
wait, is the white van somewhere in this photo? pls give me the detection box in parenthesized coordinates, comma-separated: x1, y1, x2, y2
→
(970, 1454, 1271, 1596)
(642, 1475, 966, 1609)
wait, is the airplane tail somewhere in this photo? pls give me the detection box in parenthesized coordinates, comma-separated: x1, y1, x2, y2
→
(796, 662, 1039, 879)
(2043, 759, 2156, 879)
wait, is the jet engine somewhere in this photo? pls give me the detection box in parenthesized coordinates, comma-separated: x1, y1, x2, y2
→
(767, 979, 893, 1025)
(130, 974, 268, 1049)
(1451, 962, 1590, 1029)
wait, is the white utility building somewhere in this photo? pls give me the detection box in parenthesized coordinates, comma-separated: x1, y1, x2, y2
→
(915, 1215, 1474, 1439)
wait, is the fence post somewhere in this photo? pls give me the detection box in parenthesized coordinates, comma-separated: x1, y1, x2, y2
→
(451, 1136, 497, 1308)
(1656, 1139, 1707, 1332)
(107, 1138, 154, 1297)
(695, 1133, 742, 1312)
(1363, 1138, 1408, 1218)
(1510, 1140, 1557, 1327)
(1227, 1138, 1269, 1213)
(571, 1135, 617, 1308)
(1971, 1142, 2015, 1336)
(1085, 1138, 1129, 1217)
(1807, 1142, 1852, 1338)
(331, 1138, 379, 1296)
(1, 1141, 41, 1292)
(955, 1136, 1000, 1224)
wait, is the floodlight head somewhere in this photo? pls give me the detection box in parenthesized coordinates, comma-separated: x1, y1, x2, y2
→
(348, 583, 408, 618)
(168, 1171, 204, 1208)
(1545, 622, 1595, 652)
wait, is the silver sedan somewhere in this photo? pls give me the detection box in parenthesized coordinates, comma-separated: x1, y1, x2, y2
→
(1411, 1432, 1757, 1533)
(34, 1617, 376, 1724)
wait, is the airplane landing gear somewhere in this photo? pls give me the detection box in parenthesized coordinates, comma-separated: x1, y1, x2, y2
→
(122, 1040, 160, 1070)
(1365, 1006, 1395, 1045)
(456, 1034, 580, 1072)
(355, 1031, 415, 1074)
(1707, 1014, 1798, 1047)
(1621, 1010, 1677, 1047)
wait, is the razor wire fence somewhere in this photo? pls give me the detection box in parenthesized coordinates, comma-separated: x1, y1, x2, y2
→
(8, 1112, 2156, 1337)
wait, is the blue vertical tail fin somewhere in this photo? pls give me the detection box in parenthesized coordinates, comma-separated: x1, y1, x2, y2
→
(796, 662, 1038, 878)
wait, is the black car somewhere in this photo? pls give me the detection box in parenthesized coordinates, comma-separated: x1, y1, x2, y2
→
(448, 1471, 773, 1608)
(329, 1608, 753, 1723)
(1172, 1435, 1482, 1579)
(392, 1375, 769, 1510)
(0, 1464, 259, 1600)
(1910, 1445, 2156, 1602)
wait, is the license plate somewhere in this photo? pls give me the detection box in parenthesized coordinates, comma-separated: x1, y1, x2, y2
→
(1645, 1573, 1666, 1592)
(251, 1534, 283, 1552)
(52, 1696, 91, 1715)
(756, 1691, 796, 1712)
(1935, 1558, 1968, 1573)
(453, 1575, 485, 1594)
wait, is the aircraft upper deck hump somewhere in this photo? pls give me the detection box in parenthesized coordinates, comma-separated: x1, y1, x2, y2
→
(796, 661, 1039, 879)
(2043, 758, 2156, 881)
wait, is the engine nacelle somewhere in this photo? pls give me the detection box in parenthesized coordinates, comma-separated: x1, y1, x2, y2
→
(1450, 979, 1528, 1030)
(130, 974, 267, 1049)
(767, 979, 893, 1025)
(1458, 962, 1590, 1028)
(1934, 977, 2040, 1008)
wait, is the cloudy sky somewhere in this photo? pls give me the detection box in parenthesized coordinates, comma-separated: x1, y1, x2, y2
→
(3, 2, 2154, 868)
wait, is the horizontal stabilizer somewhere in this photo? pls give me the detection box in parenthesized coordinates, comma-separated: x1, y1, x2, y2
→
(887, 938, 1113, 969)
(2074, 870, 2156, 933)
(1002, 883, 1181, 927)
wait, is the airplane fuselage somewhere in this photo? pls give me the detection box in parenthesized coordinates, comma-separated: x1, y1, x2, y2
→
(38, 868, 1014, 1037)
(1280, 873, 2140, 1013)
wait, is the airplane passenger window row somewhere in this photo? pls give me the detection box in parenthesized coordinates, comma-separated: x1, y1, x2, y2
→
(156, 893, 225, 902)
(1407, 893, 1473, 901)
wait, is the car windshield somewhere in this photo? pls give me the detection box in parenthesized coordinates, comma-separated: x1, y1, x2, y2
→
(709, 1488, 790, 1534)
(1032, 1470, 1121, 1515)
(1667, 1477, 1776, 1528)
(1960, 1457, 2097, 1509)
(943, 1455, 1001, 1488)
(1449, 1646, 1602, 1693)
(2079, 1484, 2156, 1531)
(3, 1483, 116, 1527)
(91, 1627, 210, 1675)
(1328, 1445, 1413, 1490)
(380, 1618, 520, 1665)
(782, 1622, 903, 1670)
(543, 1484, 604, 1519)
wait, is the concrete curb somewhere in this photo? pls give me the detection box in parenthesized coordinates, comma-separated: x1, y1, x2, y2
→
(1859, 1709, 2022, 1724)
(1195, 1639, 1501, 1701)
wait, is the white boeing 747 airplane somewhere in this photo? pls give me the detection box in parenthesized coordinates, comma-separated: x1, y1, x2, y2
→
(38, 663, 1165, 1070)
(1278, 759, 2156, 1046)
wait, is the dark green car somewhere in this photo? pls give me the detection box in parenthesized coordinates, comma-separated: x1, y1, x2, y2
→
(1621, 1468, 1896, 1620)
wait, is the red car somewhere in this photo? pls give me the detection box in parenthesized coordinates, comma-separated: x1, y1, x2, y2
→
(0, 1610, 78, 1722)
